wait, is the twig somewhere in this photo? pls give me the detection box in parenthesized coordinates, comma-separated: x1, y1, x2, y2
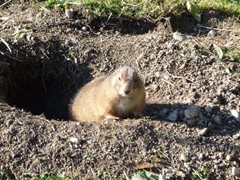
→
(165, 69, 193, 83)
(123, 171, 130, 180)
(161, 78, 175, 87)
(0, 0, 12, 8)
(105, 12, 113, 25)
(1, 37, 12, 53)
(198, 24, 240, 33)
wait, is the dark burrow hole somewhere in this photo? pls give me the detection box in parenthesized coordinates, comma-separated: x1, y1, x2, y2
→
(88, 16, 156, 34)
(168, 10, 230, 35)
(0, 38, 92, 120)
(51, 15, 156, 35)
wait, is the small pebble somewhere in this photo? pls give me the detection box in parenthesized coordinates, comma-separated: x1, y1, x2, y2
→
(226, 154, 233, 161)
(198, 127, 208, 136)
(173, 32, 187, 41)
(180, 153, 190, 162)
(81, 26, 87, 31)
(208, 30, 217, 37)
(70, 137, 79, 144)
(186, 118, 196, 125)
(233, 133, 240, 140)
(159, 174, 166, 180)
(205, 107, 212, 114)
(213, 115, 222, 125)
(198, 153, 204, 160)
(177, 171, 186, 178)
(184, 106, 201, 119)
(232, 167, 240, 176)
(65, 9, 75, 18)
(168, 109, 179, 121)
(231, 109, 240, 122)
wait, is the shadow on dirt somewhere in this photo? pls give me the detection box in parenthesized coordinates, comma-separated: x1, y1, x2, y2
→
(145, 103, 240, 136)
(52, 16, 156, 35)
(168, 10, 230, 35)
(88, 16, 156, 34)
(0, 38, 92, 120)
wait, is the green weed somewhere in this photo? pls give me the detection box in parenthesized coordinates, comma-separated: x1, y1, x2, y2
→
(41, 0, 240, 17)
(36, 173, 72, 180)
(191, 164, 211, 180)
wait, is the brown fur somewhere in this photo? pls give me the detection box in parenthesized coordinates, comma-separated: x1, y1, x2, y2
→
(69, 66, 145, 123)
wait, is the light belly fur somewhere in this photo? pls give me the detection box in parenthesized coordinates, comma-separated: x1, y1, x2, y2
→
(116, 97, 135, 113)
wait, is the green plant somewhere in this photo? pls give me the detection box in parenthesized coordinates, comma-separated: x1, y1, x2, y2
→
(36, 174, 72, 180)
(131, 170, 159, 180)
(191, 164, 211, 180)
(41, 0, 240, 17)
(225, 48, 240, 62)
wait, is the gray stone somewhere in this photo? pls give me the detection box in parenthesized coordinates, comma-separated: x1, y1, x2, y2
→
(173, 32, 187, 41)
(65, 9, 75, 18)
(226, 154, 233, 161)
(198, 127, 208, 136)
(231, 109, 240, 122)
(180, 153, 190, 162)
(208, 30, 218, 37)
(168, 110, 179, 121)
(186, 118, 196, 125)
(213, 115, 222, 125)
(204, 106, 212, 113)
(232, 167, 240, 176)
(198, 153, 204, 160)
(184, 106, 201, 119)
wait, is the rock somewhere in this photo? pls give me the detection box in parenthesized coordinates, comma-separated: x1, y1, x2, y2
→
(70, 137, 79, 144)
(198, 127, 208, 136)
(213, 115, 222, 125)
(151, 83, 160, 92)
(168, 110, 179, 121)
(208, 30, 217, 37)
(233, 133, 240, 140)
(81, 26, 87, 31)
(177, 171, 186, 178)
(231, 167, 240, 176)
(184, 106, 201, 119)
(226, 154, 233, 161)
(198, 153, 204, 160)
(159, 174, 166, 180)
(173, 32, 187, 41)
(186, 118, 196, 125)
(204, 106, 212, 113)
(230, 109, 240, 122)
(180, 153, 190, 162)
(65, 9, 75, 18)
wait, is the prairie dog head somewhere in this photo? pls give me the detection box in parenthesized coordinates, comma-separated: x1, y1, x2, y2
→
(111, 66, 143, 97)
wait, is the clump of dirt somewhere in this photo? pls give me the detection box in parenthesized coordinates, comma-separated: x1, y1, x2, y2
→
(0, 4, 240, 179)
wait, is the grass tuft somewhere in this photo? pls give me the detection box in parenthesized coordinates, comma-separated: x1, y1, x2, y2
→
(41, 0, 240, 17)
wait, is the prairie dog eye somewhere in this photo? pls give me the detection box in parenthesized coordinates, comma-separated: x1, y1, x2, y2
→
(134, 77, 138, 83)
(118, 77, 121, 81)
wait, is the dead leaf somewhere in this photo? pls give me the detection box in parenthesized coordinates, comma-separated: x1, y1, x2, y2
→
(135, 162, 154, 169)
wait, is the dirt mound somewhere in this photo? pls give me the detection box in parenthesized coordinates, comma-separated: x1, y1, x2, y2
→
(0, 4, 240, 179)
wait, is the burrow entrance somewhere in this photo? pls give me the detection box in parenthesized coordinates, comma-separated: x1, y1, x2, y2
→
(0, 38, 92, 120)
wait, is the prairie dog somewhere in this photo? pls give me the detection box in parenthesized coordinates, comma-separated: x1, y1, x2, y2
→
(70, 66, 145, 123)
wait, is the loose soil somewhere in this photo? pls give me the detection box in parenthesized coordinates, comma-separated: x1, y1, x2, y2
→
(0, 4, 240, 180)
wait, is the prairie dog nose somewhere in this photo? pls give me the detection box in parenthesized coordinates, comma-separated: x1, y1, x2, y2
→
(124, 89, 130, 94)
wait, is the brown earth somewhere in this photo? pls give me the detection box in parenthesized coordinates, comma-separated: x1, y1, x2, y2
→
(0, 3, 240, 180)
